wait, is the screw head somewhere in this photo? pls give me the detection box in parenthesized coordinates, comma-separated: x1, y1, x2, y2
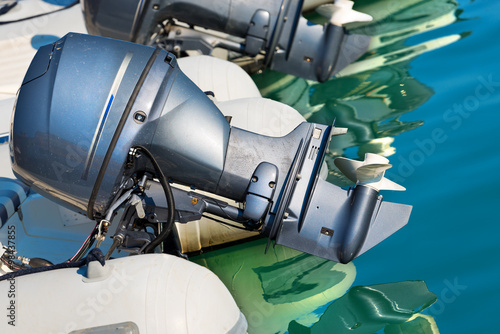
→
(133, 111, 147, 123)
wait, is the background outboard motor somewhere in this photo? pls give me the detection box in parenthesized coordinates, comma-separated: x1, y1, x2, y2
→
(81, 0, 373, 82)
(11, 33, 410, 263)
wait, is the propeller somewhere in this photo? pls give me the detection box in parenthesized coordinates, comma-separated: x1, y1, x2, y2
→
(316, 0, 373, 26)
(334, 153, 405, 191)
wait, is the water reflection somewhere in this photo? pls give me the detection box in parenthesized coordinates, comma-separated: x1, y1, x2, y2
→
(193, 238, 439, 334)
(192, 238, 356, 334)
(253, 0, 465, 186)
(288, 281, 438, 334)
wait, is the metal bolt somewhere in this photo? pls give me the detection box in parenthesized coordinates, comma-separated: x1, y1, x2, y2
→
(133, 111, 147, 123)
(321, 227, 334, 237)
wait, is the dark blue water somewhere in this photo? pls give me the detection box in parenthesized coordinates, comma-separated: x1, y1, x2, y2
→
(351, 1, 500, 332)
(352, 1, 500, 332)
(333, 0, 500, 331)
(195, 0, 500, 332)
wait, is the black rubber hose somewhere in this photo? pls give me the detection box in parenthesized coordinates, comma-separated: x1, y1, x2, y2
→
(0, 248, 105, 282)
(0, 1, 78, 25)
(0, 256, 25, 271)
(67, 223, 99, 263)
(133, 145, 176, 253)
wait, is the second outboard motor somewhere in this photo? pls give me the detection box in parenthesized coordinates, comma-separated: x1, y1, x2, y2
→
(82, 0, 373, 82)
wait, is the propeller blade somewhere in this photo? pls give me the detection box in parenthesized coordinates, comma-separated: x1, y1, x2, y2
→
(356, 163, 392, 183)
(334, 157, 363, 183)
(363, 152, 389, 164)
(316, 1, 373, 26)
(316, 4, 341, 20)
(378, 177, 406, 191)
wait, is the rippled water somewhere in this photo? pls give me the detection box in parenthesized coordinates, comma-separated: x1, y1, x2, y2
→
(195, 0, 500, 332)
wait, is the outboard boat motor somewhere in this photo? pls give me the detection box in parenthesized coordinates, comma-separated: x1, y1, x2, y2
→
(10, 33, 410, 264)
(81, 0, 373, 82)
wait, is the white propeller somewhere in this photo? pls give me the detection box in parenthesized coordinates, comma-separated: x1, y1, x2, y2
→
(334, 153, 405, 191)
(316, 0, 373, 26)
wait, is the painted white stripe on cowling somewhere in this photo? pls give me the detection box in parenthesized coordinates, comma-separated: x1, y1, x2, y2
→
(82, 52, 133, 180)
